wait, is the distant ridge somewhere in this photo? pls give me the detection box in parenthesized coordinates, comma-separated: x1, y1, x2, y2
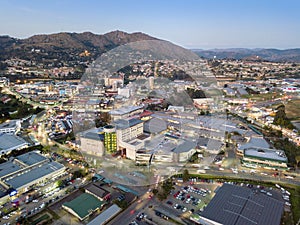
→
(193, 48, 300, 62)
(0, 30, 157, 61)
(1, 31, 299, 62)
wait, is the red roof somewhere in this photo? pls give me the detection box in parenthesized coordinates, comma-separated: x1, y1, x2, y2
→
(139, 110, 153, 118)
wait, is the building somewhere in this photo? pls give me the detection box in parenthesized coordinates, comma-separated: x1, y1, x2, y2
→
(136, 136, 197, 164)
(149, 76, 154, 90)
(85, 183, 111, 201)
(115, 118, 144, 143)
(114, 118, 145, 158)
(143, 118, 167, 134)
(62, 193, 105, 221)
(173, 140, 197, 162)
(103, 125, 117, 153)
(242, 147, 288, 169)
(237, 136, 270, 155)
(87, 204, 122, 225)
(109, 105, 144, 120)
(106, 75, 124, 87)
(80, 132, 105, 156)
(192, 183, 284, 225)
(117, 87, 130, 98)
(0, 151, 65, 204)
(0, 120, 21, 135)
(0, 133, 29, 155)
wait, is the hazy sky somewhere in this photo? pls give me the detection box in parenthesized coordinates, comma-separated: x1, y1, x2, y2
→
(1, 0, 300, 49)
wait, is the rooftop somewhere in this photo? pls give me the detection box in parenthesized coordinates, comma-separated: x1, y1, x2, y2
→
(0, 161, 21, 178)
(200, 183, 284, 225)
(115, 118, 143, 130)
(0, 120, 19, 130)
(0, 133, 28, 151)
(109, 105, 143, 116)
(85, 184, 110, 198)
(63, 193, 104, 220)
(87, 204, 122, 225)
(239, 136, 270, 151)
(6, 161, 64, 189)
(244, 147, 287, 162)
(145, 136, 177, 154)
(173, 140, 196, 153)
(144, 118, 167, 134)
(82, 132, 104, 141)
(197, 137, 223, 150)
(15, 151, 47, 166)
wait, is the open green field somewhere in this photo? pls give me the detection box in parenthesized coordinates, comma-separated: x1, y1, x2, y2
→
(285, 99, 300, 120)
(246, 92, 279, 101)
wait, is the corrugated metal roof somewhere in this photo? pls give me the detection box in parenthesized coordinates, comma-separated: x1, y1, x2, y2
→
(200, 183, 284, 225)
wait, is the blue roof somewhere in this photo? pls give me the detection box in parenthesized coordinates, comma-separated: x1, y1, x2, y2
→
(115, 118, 143, 130)
(6, 161, 64, 189)
(83, 132, 104, 141)
(15, 151, 47, 165)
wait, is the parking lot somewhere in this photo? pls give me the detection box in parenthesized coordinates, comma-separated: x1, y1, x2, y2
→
(163, 180, 219, 218)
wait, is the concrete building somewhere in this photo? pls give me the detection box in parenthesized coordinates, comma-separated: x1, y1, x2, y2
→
(114, 118, 145, 158)
(115, 118, 144, 143)
(237, 136, 270, 155)
(0, 133, 29, 155)
(109, 105, 144, 120)
(173, 140, 197, 162)
(0, 120, 21, 135)
(117, 87, 130, 98)
(80, 132, 105, 157)
(136, 136, 197, 164)
(149, 76, 154, 90)
(242, 147, 288, 169)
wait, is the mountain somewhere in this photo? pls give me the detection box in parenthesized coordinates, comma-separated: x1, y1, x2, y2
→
(0, 30, 157, 62)
(193, 48, 300, 62)
(1, 31, 300, 63)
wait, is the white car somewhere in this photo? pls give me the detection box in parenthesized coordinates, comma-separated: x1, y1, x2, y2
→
(32, 199, 39, 203)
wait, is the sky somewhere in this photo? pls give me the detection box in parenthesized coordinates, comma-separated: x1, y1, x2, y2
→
(1, 0, 300, 49)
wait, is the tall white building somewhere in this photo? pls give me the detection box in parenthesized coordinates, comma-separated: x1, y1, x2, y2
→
(115, 118, 144, 142)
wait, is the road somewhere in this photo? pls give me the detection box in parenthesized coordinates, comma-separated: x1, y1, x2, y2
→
(180, 164, 300, 186)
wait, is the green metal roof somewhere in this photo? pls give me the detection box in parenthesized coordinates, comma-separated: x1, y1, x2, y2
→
(63, 193, 104, 220)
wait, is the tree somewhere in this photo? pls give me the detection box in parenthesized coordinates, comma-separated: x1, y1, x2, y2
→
(182, 169, 190, 182)
(152, 189, 159, 195)
(273, 104, 295, 129)
(42, 145, 51, 154)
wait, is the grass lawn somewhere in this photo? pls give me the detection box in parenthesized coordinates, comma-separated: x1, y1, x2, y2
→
(284, 99, 300, 120)
(31, 213, 51, 225)
(247, 92, 279, 101)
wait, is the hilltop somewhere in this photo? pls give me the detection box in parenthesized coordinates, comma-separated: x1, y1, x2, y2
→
(0, 30, 157, 62)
